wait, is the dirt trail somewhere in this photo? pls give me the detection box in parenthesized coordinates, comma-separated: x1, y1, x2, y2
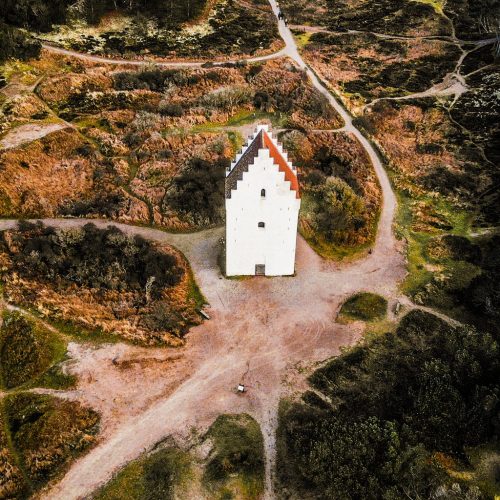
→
(289, 24, 498, 45)
(41, 43, 287, 68)
(268, 0, 400, 273)
(0, 122, 69, 150)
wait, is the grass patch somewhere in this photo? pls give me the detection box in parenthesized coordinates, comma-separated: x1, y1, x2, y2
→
(190, 110, 287, 132)
(186, 267, 207, 310)
(226, 110, 286, 128)
(294, 31, 313, 49)
(0, 60, 39, 84)
(94, 447, 192, 500)
(203, 414, 264, 499)
(393, 186, 489, 325)
(394, 189, 474, 298)
(363, 318, 397, 340)
(27, 360, 76, 391)
(0, 402, 28, 499)
(4, 392, 99, 489)
(338, 292, 388, 322)
(0, 310, 68, 390)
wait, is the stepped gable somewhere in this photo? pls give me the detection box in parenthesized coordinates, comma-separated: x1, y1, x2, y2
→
(225, 129, 264, 199)
(225, 127, 299, 199)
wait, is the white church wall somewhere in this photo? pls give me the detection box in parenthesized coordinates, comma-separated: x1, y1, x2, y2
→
(226, 147, 301, 276)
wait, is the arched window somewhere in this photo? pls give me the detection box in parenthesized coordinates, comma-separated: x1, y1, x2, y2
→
(261, 188, 266, 197)
(258, 222, 265, 228)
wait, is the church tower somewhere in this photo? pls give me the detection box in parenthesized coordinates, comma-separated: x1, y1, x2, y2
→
(225, 125, 301, 276)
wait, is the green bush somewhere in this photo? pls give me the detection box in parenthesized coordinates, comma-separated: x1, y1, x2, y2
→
(339, 292, 387, 321)
(159, 102, 184, 117)
(0, 311, 66, 389)
(167, 157, 228, 226)
(60, 192, 126, 218)
(1, 0, 70, 32)
(0, 22, 41, 62)
(306, 177, 367, 245)
(113, 69, 182, 92)
(203, 414, 264, 494)
(201, 86, 254, 111)
(95, 447, 191, 500)
(278, 310, 500, 498)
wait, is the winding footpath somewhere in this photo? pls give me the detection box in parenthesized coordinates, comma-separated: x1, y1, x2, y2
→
(267, 0, 399, 266)
(40, 42, 288, 68)
(2, 5, 412, 500)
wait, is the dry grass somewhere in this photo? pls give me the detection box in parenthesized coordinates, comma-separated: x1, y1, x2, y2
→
(0, 224, 202, 346)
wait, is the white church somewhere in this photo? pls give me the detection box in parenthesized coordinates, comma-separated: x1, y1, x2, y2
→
(225, 125, 301, 276)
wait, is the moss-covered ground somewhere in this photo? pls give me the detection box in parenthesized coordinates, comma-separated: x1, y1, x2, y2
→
(0, 310, 74, 391)
(94, 447, 192, 500)
(338, 292, 388, 322)
(0, 393, 99, 497)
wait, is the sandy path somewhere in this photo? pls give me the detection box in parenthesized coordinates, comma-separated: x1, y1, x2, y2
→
(0, 122, 69, 150)
(41, 43, 287, 68)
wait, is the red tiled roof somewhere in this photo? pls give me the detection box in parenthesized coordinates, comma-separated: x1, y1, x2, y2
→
(262, 131, 300, 199)
(225, 129, 299, 199)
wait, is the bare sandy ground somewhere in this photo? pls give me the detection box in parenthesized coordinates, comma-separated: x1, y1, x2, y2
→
(0, 122, 69, 150)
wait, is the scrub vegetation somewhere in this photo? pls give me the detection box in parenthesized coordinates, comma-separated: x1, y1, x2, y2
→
(0, 0, 279, 62)
(1, 393, 99, 495)
(303, 32, 462, 105)
(292, 0, 499, 322)
(281, 0, 498, 39)
(94, 446, 192, 500)
(0, 310, 72, 390)
(282, 130, 381, 259)
(96, 414, 265, 500)
(278, 310, 500, 499)
(43, 1, 280, 60)
(0, 221, 202, 345)
(356, 95, 500, 332)
(1, 57, 342, 231)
